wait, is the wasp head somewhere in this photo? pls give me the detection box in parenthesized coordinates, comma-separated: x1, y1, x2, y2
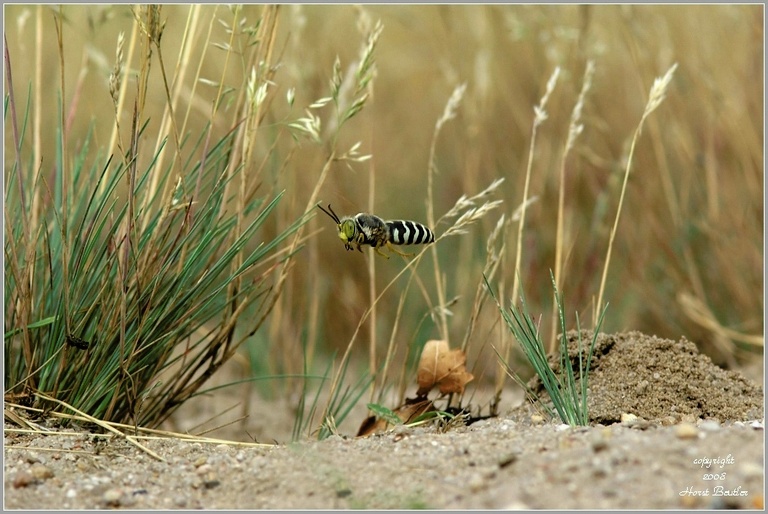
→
(338, 218, 357, 244)
(319, 204, 352, 247)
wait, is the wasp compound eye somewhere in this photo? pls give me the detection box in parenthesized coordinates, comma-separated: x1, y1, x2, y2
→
(340, 219, 357, 241)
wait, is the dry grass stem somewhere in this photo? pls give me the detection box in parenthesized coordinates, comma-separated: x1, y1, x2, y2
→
(678, 293, 764, 349)
(428, 83, 469, 344)
(34, 393, 166, 462)
(6, 403, 273, 448)
(550, 61, 595, 352)
(594, 63, 678, 326)
(510, 66, 560, 314)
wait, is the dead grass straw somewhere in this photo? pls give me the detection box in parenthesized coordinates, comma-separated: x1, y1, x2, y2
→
(594, 63, 678, 327)
(6, 402, 273, 449)
(549, 61, 595, 353)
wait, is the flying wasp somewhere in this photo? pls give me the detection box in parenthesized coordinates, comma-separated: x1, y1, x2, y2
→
(318, 204, 435, 258)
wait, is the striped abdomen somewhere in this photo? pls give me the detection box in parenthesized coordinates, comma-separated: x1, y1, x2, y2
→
(386, 220, 435, 246)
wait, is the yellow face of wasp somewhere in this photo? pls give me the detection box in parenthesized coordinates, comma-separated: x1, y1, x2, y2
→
(339, 219, 357, 243)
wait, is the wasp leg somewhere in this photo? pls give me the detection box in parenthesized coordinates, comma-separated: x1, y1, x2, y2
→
(386, 242, 414, 258)
(374, 245, 391, 259)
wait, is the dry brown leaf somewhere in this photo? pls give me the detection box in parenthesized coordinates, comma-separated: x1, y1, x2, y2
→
(356, 415, 385, 437)
(416, 339, 474, 396)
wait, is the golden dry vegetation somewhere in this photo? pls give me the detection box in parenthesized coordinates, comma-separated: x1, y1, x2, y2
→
(4, 5, 762, 427)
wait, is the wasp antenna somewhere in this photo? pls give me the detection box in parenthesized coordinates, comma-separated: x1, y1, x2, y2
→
(317, 203, 341, 224)
(327, 204, 341, 221)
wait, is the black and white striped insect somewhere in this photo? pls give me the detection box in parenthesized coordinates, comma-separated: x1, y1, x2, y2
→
(318, 204, 435, 258)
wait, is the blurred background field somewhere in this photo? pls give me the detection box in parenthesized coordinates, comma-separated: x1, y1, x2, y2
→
(4, 4, 762, 437)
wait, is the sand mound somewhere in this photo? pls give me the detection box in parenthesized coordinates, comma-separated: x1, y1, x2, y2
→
(529, 331, 763, 424)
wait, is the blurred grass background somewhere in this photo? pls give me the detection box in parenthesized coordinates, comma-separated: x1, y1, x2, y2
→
(4, 4, 762, 425)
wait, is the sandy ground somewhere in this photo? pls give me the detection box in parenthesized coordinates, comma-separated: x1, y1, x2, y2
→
(4, 331, 764, 509)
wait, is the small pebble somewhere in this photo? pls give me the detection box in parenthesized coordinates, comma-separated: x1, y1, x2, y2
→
(497, 419, 516, 432)
(468, 473, 485, 493)
(591, 459, 611, 478)
(660, 415, 678, 426)
(698, 419, 721, 432)
(203, 477, 221, 490)
(620, 413, 638, 424)
(121, 493, 138, 507)
(497, 453, 517, 468)
(12, 470, 35, 488)
(194, 455, 208, 467)
(681, 414, 698, 424)
(30, 463, 53, 481)
(530, 414, 544, 424)
(675, 423, 699, 439)
(103, 488, 123, 506)
(629, 418, 654, 430)
(590, 435, 609, 452)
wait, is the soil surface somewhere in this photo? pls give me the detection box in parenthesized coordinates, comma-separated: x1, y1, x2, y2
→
(4, 331, 764, 509)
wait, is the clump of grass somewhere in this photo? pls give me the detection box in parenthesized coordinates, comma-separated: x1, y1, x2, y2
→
(4, 5, 311, 428)
(4, 111, 309, 427)
(489, 272, 608, 426)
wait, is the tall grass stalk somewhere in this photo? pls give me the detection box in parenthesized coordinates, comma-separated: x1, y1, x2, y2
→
(594, 63, 678, 327)
(288, 17, 384, 437)
(426, 82, 468, 344)
(497, 67, 560, 397)
(355, 9, 380, 403)
(461, 213, 508, 354)
(549, 61, 595, 353)
(510, 67, 560, 306)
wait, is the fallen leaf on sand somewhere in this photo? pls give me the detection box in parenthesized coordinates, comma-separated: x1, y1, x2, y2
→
(416, 340, 474, 396)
